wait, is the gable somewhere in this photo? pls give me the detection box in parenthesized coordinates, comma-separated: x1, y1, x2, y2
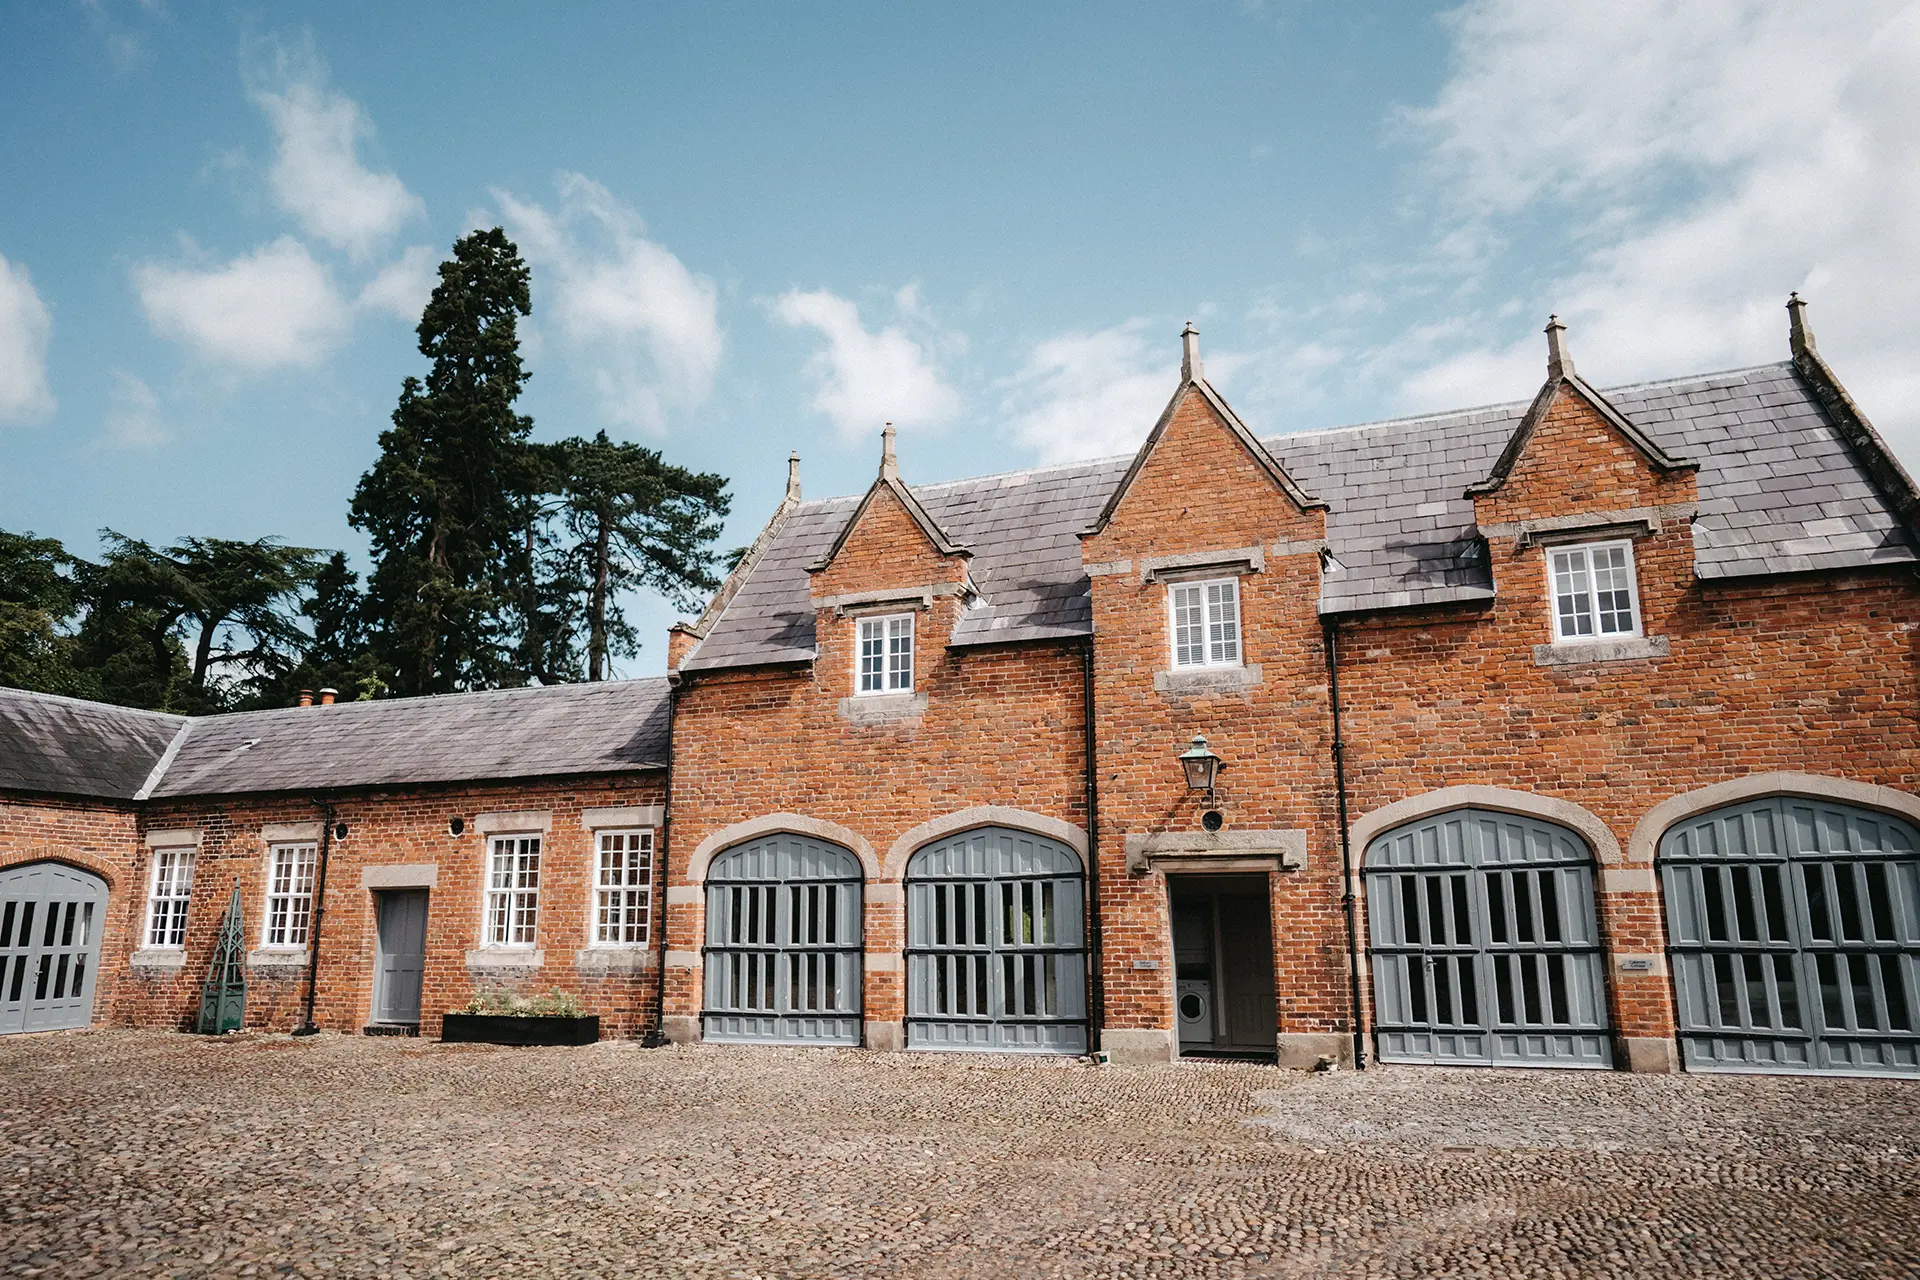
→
(810, 480, 969, 602)
(1471, 379, 1697, 525)
(1084, 381, 1325, 560)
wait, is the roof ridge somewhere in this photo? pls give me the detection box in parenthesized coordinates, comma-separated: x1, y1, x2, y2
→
(785, 363, 1798, 506)
(189, 676, 673, 727)
(1265, 362, 1794, 446)
(0, 685, 188, 724)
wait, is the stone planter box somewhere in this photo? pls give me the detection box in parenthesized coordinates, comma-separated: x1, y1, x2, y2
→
(440, 1013, 600, 1046)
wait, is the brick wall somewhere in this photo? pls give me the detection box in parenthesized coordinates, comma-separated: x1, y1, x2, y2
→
(1082, 385, 1346, 1060)
(0, 793, 144, 1028)
(14, 772, 666, 1038)
(1336, 383, 1920, 1060)
(667, 475, 1091, 1040)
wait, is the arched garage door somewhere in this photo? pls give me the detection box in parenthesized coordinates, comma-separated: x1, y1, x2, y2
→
(1, 862, 107, 1035)
(702, 834, 863, 1045)
(1365, 809, 1612, 1067)
(1661, 796, 1919, 1076)
(906, 827, 1086, 1053)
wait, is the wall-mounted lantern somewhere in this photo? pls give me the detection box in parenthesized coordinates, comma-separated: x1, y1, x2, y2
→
(1177, 733, 1222, 795)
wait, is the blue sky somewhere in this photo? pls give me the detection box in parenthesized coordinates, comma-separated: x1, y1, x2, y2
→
(4, 2, 1918, 677)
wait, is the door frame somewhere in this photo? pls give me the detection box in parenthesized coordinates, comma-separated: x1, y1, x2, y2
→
(1165, 871, 1278, 1059)
(370, 887, 430, 1029)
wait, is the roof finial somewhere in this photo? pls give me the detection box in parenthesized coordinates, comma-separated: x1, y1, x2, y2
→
(879, 423, 898, 481)
(1545, 314, 1574, 381)
(1181, 322, 1202, 383)
(1787, 291, 1814, 358)
(786, 451, 802, 501)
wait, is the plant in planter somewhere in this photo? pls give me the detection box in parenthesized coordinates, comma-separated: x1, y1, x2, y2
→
(440, 988, 600, 1046)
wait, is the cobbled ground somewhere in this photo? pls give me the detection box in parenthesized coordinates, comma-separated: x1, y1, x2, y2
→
(2, 1030, 1916, 1278)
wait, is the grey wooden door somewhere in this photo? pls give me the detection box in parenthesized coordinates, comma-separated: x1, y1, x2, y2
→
(1661, 796, 1920, 1076)
(703, 834, 863, 1045)
(0, 862, 106, 1035)
(906, 827, 1087, 1054)
(1366, 809, 1612, 1067)
(1218, 893, 1278, 1050)
(373, 890, 429, 1026)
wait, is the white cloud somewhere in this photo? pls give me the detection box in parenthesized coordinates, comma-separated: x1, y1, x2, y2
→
(495, 174, 722, 433)
(770, 287, 960, 441)
(134, 236, 353, 371)
(999, 321, 1174, 465)
(358, 244, 439, 321)
(0, 253, 55, 425)
(101, 371, 168, 449)
(247, 42, 424, 261)
(1391, 0, 1920, 459)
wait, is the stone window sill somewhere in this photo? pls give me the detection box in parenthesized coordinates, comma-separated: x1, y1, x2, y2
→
(130, 947, 188, 973)
(1533, 635, 1669, 667)
(1154, 664, 1262, 693)
(837, 691, 928, 724)
(246, 948, 309, 974)
(466, 948, 545, 971)
(575, 947, 657, 974)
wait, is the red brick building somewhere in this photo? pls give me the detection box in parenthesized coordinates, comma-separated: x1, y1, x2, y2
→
(5, 300, 1918, 1077)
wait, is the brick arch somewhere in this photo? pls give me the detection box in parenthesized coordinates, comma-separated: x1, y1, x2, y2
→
(881, 807, 1089, 881)
(681, 813, 880, 885)
(1349, 786, 1622, 868)
(0, 845, 122, 891)
(1629, 772, 1920, 866)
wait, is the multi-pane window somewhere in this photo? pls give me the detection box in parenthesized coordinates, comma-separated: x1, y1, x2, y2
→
(262, 842, 317, 947)
(856, 613, 914, 694)
(144, 846, 195, 948)
(1548, 541, 1640, 642)
(593, 829, 654, 945)
(485, 835, 542, 946)
(1170, 578, 1241, 668)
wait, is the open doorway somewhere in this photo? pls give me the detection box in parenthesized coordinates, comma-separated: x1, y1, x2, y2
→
(1169, 874, 1277, 1060)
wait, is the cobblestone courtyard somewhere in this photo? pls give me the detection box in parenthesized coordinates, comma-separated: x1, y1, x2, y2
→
(3, 1031, 1916, 1278)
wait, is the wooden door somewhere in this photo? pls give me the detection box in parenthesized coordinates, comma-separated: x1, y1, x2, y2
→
(1218, 892, 1278, 1049)
(373, 890, 429, 1026)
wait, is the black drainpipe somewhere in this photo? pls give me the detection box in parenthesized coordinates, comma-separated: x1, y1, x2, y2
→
(1081, 636, 1104, 1053)
(642, 678, 680, 1047)
(292, 799, 337, 1037)
(1322, 620, 1367, 1070)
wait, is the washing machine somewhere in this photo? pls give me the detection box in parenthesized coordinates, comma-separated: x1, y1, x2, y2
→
(1176, 979, 1213, 1045)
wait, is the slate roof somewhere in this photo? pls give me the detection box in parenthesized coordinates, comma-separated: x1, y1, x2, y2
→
(682, 361, 1916, 668)
(0, 678, 671, 802)
(0, 689, 186, 800)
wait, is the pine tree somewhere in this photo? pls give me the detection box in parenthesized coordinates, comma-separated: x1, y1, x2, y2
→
(350, 229, 541, 695)
(550, 432, 729, 680)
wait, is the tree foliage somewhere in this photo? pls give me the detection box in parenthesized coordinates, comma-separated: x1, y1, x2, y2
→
(546, 432, 730, 681)
(350, 227, 540, 696)
(1, 231, 733, 714)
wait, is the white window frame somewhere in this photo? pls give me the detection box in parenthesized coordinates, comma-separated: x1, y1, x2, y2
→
(483, 833, 543, 948)
(590, 828, 655, 948)
(1546, 539, 1643, 645)
(260, 842, 317, 949)
(1167, 577, 1243, 669)
(855, 612, 915, 695)
(144, 845, 196, 949)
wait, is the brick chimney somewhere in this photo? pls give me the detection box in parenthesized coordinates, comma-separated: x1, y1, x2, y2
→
(318, 688, 337, 706)
(297, 689, 313, 708)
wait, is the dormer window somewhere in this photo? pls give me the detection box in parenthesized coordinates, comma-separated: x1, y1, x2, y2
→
(1169, 578, 1241, 668)
(1548, 540, 1641, 643)
(857, 613, 914, 693)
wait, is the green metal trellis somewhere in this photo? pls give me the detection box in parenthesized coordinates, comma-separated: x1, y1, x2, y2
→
(196, 882, 246, 1034)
